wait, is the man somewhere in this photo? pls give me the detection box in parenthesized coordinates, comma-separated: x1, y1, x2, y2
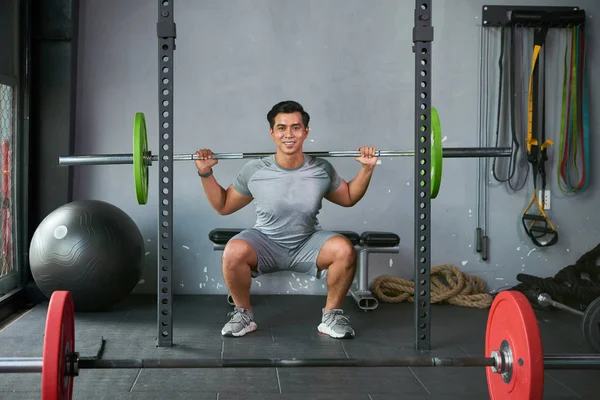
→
(195, 100, 377, 339)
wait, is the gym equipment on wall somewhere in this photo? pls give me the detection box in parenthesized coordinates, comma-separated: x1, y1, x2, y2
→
(481, 5, 587, 248)
(2, 291, 600, 400)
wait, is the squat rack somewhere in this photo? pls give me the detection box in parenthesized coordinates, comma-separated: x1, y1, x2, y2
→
(154, 0, 435, 350)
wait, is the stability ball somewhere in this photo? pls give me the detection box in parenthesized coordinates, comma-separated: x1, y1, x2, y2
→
(29, 200, 145, 311)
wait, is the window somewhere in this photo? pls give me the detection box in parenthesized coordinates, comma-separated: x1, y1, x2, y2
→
(0, 83, 17, 295)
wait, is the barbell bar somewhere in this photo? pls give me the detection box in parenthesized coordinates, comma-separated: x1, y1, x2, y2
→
(2, 353, 600, 373)
(58, 147, 512, 166)
(57, 109, 513, 205)
(536, 293, 600, 353)
(1, 291, 600, 400)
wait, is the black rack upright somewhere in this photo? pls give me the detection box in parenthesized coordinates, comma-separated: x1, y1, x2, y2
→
(156, 0, 176, 348)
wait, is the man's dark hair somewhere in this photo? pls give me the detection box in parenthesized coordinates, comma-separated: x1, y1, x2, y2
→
(266, 100, 310, 128)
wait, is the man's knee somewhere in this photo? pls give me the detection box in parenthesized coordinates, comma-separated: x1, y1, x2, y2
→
(318, 236, 356, 268)
(222, 239, 257, 271)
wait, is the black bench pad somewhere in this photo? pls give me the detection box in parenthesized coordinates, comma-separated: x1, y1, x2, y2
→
(209, 229, 399, 247)
(360, 231, 400, 247)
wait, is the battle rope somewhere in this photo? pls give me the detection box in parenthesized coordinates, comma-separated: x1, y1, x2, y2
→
(521, 25, 558, 248)
(370, 264, 493, 309)
(510, 242, 600, 310)
(557, 24, 590, 193)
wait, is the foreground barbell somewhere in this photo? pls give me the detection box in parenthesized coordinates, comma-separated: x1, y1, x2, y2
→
(2, 291, 600, 399)
(536, 293, 600, 353)
(57, 109, 513, 205)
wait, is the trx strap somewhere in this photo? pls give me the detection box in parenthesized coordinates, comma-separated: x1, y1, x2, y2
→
(557, 24, 590, 193)
(521, 25, 558, 247)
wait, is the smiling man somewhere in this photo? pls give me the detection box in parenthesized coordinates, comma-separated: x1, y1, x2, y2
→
(195, 100, 378, 339)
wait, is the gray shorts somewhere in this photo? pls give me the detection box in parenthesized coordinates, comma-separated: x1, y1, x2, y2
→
(229, 228, 342, 279)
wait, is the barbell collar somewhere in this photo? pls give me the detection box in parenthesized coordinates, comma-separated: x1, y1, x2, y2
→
(58, 147, 512, 166)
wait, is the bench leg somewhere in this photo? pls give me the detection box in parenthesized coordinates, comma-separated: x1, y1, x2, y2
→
(350, 249, 379, 311)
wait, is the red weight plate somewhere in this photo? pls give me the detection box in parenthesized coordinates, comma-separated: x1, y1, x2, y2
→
(485, 290, 544, 400)
(42, 291, 75, 400)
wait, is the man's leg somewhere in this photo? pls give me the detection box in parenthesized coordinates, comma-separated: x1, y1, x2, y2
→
(221, 239, 258, 311)
(316, 236, 357, 312)
(220, 229, 282, 337)
(289, 231, 357, 339)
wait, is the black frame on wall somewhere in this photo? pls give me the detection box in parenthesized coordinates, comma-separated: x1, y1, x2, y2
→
(153, 0, 436, 350)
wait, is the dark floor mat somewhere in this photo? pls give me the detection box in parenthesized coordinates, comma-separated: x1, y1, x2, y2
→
(0, 293, 598, 399)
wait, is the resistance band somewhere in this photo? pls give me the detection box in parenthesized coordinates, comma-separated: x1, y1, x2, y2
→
(521, 25, 558, 248)
(557, 24, 590, 193)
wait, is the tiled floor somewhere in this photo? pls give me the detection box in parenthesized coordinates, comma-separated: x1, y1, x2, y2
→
(0, 293, 597, 399)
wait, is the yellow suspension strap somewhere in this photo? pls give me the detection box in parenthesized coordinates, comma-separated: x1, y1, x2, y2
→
(522, 25, 558, 247)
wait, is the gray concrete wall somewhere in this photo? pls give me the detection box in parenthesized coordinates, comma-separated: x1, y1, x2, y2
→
(72, 0, 600, 296)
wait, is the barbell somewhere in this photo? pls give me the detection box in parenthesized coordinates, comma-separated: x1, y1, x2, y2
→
(536, 293, 600, 353)
(57, 109, 513, 205)
(2, 291, 600, 399)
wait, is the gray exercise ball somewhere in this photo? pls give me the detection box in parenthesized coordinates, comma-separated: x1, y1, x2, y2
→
(29, 200, 145, 311)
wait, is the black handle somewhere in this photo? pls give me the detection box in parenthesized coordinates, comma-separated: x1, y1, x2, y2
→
(482, 236, 489, 261)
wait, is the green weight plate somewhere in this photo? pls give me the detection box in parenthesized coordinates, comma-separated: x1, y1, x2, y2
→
(582, 296, 600, 353)
(430, 107, 442, 198)
(133, 112, 149, 205)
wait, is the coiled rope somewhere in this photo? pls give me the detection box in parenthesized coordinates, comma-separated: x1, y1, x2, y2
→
(370, 264, 494, 309)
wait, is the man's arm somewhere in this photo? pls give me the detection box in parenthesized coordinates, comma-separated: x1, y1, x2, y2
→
(200, 172, 253, 215)
(325, 165, 375, 207)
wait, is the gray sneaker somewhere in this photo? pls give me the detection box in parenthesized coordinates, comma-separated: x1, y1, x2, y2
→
(221, 307, 257, 337)
(317, 308, 355, 339)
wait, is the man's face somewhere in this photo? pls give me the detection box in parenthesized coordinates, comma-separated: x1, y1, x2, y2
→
(270, 112, 308, 155)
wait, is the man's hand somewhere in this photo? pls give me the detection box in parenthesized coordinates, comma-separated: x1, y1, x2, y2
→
(354, 146, 378, 167)
(195, 149, 219, 174)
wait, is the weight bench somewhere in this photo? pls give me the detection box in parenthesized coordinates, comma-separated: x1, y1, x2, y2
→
(208, 229, 400, 311)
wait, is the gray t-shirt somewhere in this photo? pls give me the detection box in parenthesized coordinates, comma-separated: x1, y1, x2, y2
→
(233, 154, 342, 248)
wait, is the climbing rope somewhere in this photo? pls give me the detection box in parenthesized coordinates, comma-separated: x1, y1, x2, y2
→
(370, 264, 493, 309)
